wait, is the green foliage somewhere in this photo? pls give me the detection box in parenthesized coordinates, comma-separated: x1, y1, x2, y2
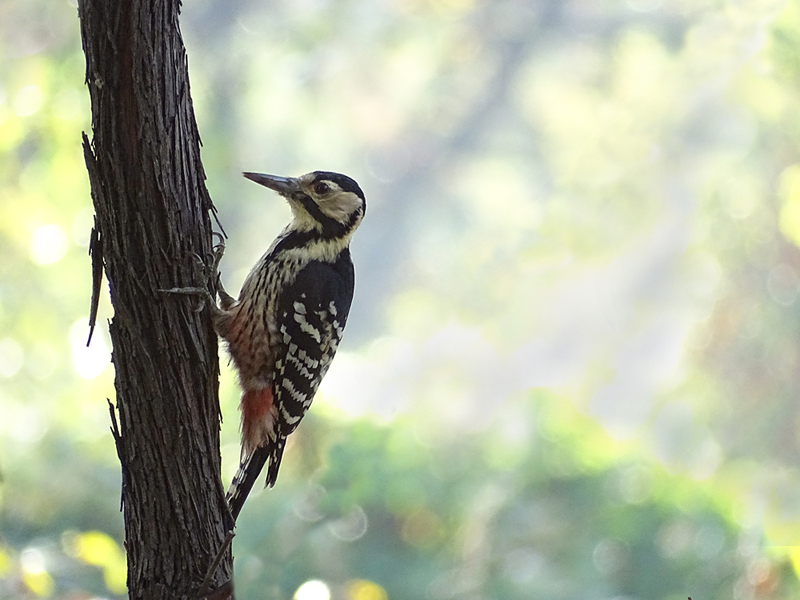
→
(230, 393, 793, 600)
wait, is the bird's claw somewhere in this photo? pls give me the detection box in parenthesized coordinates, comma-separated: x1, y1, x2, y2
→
(212, 231, 226, 250)
(160, 232, 229, 315)
(190, 233, 226, 284)
(181, 233, 226, 288)
(210, 232, 226, 275)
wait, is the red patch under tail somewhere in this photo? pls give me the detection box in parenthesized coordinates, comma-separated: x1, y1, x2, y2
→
(240, 387, 274, 457)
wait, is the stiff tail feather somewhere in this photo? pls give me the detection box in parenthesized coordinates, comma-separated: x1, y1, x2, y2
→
(226, 437, 287, 521)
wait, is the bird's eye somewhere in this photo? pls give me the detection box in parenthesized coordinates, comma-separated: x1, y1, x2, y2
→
(313, 182, 331, 196)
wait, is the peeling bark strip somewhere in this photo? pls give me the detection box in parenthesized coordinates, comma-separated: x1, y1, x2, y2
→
(77, 0, 234, 598)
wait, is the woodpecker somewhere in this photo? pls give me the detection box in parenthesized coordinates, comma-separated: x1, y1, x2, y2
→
(168, 170, 365, 521)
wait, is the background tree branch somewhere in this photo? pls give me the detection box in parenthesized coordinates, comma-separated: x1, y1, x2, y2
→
(77, 0, 233, 598)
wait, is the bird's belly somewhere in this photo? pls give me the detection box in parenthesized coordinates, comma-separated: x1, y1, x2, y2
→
(224, 309, 276, 388)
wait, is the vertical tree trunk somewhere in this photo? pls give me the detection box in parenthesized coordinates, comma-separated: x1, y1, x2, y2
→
(77, 0, 234, 598)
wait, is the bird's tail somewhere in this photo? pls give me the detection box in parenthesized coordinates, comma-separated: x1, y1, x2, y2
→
(226, 437, 287, 521)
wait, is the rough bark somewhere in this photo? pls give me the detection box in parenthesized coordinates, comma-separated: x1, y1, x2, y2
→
(78, 0, 234, 598)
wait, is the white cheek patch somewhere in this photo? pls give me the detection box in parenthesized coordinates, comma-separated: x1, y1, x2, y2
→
(320, 192, 363, 223)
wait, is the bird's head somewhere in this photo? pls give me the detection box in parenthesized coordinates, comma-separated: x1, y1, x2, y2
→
(243, 170, 366, 239)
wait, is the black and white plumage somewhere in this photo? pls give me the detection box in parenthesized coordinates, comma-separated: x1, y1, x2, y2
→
(208, 170, 365, 521)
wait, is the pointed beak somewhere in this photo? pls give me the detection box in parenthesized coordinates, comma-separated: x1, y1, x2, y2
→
(242, 172, 300, 196)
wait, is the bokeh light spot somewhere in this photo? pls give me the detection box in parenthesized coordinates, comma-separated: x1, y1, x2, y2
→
(66, 531, 127, 594)
(2, 399, 46, 445)
(347, 579, 388, 600)
(0, 545, 11, 577)
(71, 207, 95, 246)
(779, 163, 800, 248)
(14, 85, 44, 117)
(294, 580, 331, 600)
(767, 263, 799, 306)
(401, 508, 444, 549)
(21, 548, 54, 597)
(0, 338, 24, 378)
(328, 504, 368, 542)
(69, 320, 110, 379)
(30, 224, 68, 265)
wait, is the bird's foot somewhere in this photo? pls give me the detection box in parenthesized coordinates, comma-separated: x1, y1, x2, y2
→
(209, 233, 236, 310)
(192, 231, 226, 288)
(159, 232, 227, 313)
(209, 231, 226, 279)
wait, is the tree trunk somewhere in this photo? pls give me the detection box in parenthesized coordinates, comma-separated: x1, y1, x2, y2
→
(77, 0, 234, 598)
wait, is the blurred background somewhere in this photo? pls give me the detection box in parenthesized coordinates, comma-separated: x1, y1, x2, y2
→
(2, 0, 800, 598)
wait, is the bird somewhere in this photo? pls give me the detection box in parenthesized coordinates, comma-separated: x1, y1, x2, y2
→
(165, 170, 365, 521)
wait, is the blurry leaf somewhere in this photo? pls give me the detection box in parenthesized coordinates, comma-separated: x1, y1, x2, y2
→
(70, 531, 127, 594)
(22, 570, 54, 597)
(0, 546, 11, 578)
(789, 546, 800, 579)
(778, 164, 800, 248)
(346, 579, 389, 600)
